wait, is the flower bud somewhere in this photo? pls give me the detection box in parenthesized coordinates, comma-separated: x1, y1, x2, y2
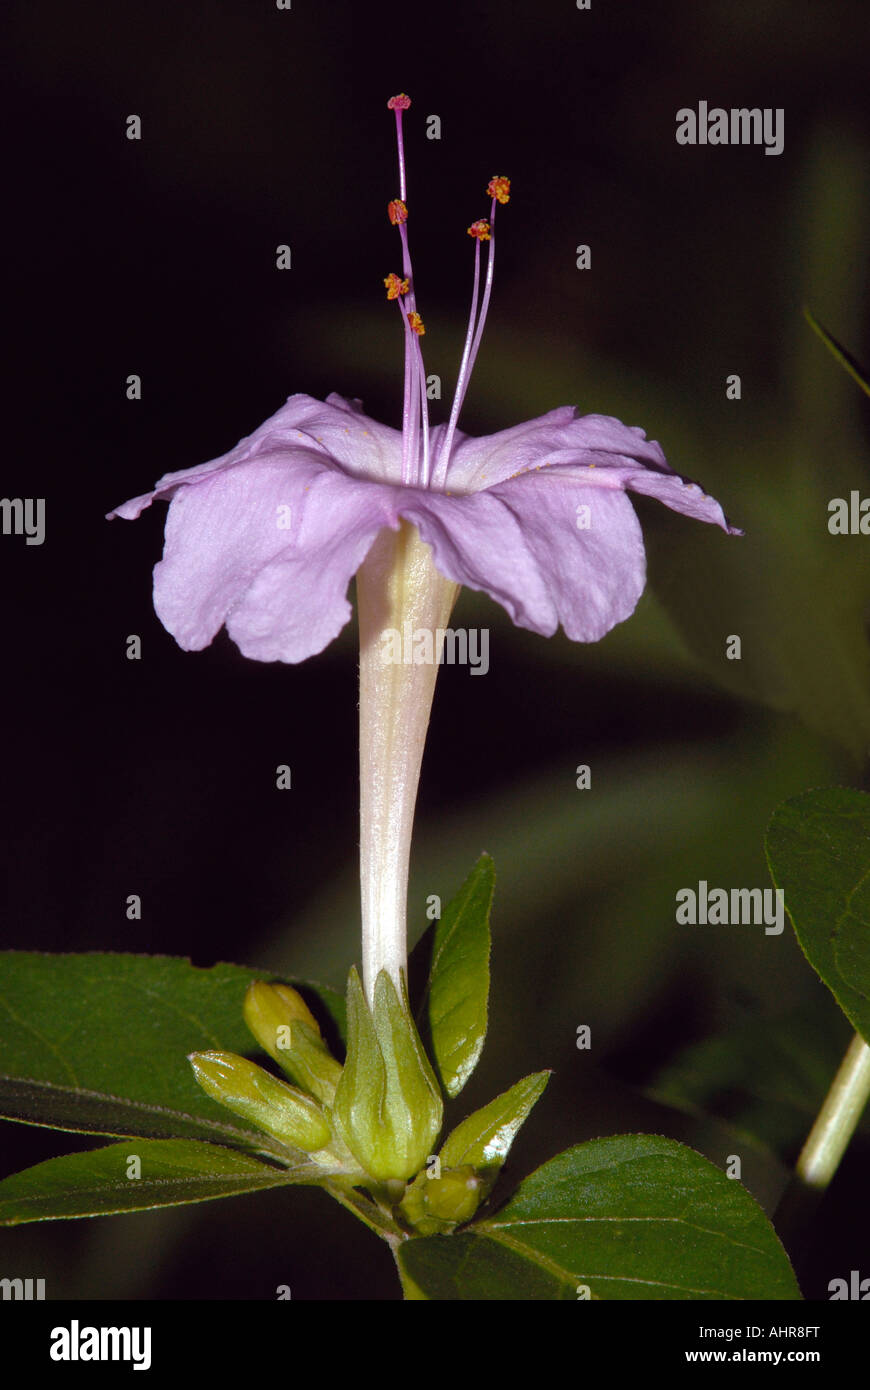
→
(422, 1166, 483, 1224)
(243, 981, 343, 1105)
(333, 968, 443, 1182)
(244, 980, 321, 1046)
(189, 1050, 331, 1153)
(399, 1165, 483, 1234)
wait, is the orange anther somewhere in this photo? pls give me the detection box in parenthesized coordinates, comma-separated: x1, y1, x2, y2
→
(467, 219, 491, 241)
(388, 199, 408, 226)
(487, 176, 511, 204)
(384, 273, 410, 300)
(408, 311, 425, 335)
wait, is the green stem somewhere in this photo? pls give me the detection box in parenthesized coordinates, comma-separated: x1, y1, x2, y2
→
(794, 1031, 870, 1188)
(324, 1181, 405, 1242)
(775, 1031, 870, 1260)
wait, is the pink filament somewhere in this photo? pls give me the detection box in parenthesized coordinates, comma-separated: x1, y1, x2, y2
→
(433, 195, 499, 487)
(391, 104, 430, 487)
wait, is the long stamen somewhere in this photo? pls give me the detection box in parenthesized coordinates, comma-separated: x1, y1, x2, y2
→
(400, 324, 415, 486)
(398, 219, 422, 482)
(416, 335, 431, 485)
(384, 275, 430, 485)
(434, 177, 510, 487)
(432, 227, 485, 489)
(463, 203, 499, 404)
(386, 94, 431, 486)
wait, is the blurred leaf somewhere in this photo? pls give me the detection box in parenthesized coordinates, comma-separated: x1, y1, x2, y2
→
(648, 1005, 860, 1158)
(766, 788, 870, 1043)
(398, 1135, 800, 1300)
(804, 308, 870, 399)
(639, 170, 870, 764)
(644, 505, 870, 761)
(0, 1140, 293, 1225)
(415, 856, 493, 1098)
(0, 952, 342, 1148)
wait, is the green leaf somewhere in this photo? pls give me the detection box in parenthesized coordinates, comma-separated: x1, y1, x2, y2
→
(765, 788, 870, 1043)
(0, 952, 343, 1147)
(416, 856, 494, 1098)
(398, 1135, 800, 1300)
(439, 1071, 551, 1187)
(648, 1006, 861, 1158)
(804, 307, 870, 398)
(0, 1139, 296, 1225)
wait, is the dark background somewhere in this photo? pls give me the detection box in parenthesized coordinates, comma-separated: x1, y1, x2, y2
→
(1, 0, 869, 1299)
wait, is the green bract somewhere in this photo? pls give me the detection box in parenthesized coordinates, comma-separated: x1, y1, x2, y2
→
(399, 1072, 551, 1234)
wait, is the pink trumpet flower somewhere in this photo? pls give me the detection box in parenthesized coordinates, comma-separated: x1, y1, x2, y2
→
(109, 94, 739, 1002)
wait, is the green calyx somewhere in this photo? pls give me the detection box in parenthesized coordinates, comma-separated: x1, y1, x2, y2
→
(333, 968, 443, 1182)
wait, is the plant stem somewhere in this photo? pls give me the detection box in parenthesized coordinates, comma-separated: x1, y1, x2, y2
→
(795, 1031, 870, 1188)
(775, 1030, 870, 1261)
(324, 1181, 405, 1242)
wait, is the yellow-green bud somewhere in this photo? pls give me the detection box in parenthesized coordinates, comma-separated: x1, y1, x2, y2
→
(333, 968, 443, 1182)
(400, 1164, 483, 1234)
(243, 981, 343, 1105)
(244, 981, 321, 1045)
(422, 1166, 482, 1224)
(189, 1050, 331, 1153)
